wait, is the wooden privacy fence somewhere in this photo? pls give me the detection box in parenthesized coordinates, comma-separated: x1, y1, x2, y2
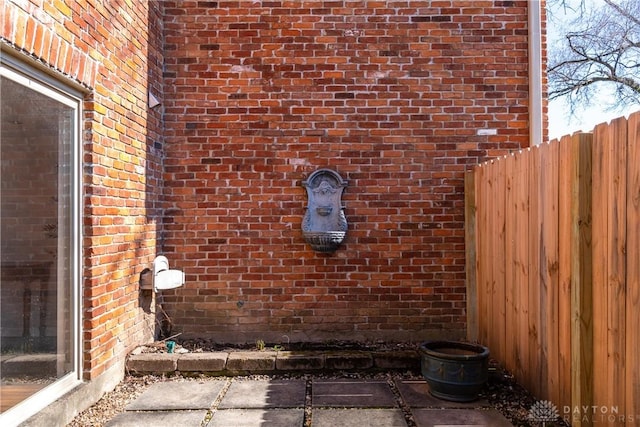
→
(466, 112, 639, 426)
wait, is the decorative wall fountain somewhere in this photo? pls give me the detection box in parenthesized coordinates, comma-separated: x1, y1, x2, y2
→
(301, 169, 348, 252)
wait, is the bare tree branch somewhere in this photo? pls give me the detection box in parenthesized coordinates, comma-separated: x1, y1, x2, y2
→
(548, 0, 640, 109)
(604, 0, 640, 27)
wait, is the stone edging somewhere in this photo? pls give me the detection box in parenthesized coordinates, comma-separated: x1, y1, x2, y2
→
(126, 350, 421, 376)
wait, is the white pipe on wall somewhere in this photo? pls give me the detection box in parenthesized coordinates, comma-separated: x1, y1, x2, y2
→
(528, 0, 544, 146)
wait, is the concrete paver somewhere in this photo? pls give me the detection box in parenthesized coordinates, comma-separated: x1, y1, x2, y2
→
(125, 381, 225, 411)
(106, 378, 515, 427)
(412, 408, 514, 427)
(395, 380, 490, 408)
(219, 379, 306, 408)
(105, 410, 207, 427)
(312, 380, 396, 408)
(209, 409, 305, 427)
(312, 408, 406, 427)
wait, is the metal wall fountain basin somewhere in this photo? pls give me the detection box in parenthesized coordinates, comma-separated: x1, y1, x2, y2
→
(301, 169, 347, 252)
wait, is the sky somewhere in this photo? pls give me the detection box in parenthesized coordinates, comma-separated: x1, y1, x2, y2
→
(548, 94, 638, 140)
(546, 0, 639, 140)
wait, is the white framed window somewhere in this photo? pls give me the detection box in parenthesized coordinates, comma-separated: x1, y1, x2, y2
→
(1, 53, 83, 426)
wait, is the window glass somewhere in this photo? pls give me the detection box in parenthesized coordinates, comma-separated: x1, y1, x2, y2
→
(0, 60, 81, 423)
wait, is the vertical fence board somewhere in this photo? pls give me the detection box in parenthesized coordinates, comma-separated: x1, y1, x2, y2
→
(537, 142, 550, 399)
(514, 150, 530, 388)
(493, 158, 507, 363)
(487, 161, 498, 357)
(465, 171, 478, 342)
(479, 163, 489, 348)
(483, 163, 493, 349)
(626, 112, 640, 420)
(592, 120, 610, 416)
(486, 161, 498, 357)
(476, 164, 489, 346)
(528, 146, 542, 398)
(504, 153, 517, 374)
(609, 117, 628, 424)
(570, 132, 594, 425)
(542, 141, 560, 406)
(558, 134, 574, 413)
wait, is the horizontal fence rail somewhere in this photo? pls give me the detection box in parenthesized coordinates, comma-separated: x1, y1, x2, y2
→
(466, 112, 639, 426)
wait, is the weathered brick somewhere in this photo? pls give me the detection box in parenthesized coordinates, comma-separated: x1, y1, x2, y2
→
(325, 352, 374, 371)
(128, 354, 179, 374)
(226, 351, 277, 373)
(373, 350, 421, 370)
(276, 352, 325, 371)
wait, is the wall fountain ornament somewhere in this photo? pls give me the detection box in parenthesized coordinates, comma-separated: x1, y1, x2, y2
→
(301, 169, 348, 252)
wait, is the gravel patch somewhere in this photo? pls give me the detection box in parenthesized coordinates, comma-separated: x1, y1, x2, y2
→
(67, 375, 166, 427)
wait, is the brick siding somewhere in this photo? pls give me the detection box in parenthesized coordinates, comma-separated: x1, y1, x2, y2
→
(160, 0, 542, 343)
(1, 0, 546, 379)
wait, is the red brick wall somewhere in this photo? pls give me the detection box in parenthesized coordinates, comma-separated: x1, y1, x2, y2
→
(2, 0, 164, 378)
(2, 0, 546, 373)
(161, 0, 537, 343)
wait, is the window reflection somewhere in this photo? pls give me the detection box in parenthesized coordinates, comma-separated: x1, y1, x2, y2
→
(0, 75, 76, 413)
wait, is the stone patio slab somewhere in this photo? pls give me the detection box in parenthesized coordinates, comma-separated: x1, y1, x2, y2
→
(395, 380, 489, 408)
(104, 410, 207, 426)
(412, 408, 514, 426)
(209, 409, 305, 427)
(312, 380, 396, 408)
(125, 381, 225, 411)
(219, 379, 306, 408)
(312, 408, 407, 427)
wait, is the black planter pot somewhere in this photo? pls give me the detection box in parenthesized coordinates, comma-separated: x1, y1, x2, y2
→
(419, 341, 490, 402)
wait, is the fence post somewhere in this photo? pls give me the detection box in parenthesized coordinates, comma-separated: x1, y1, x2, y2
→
(465, 170, 478, 342)
(571, 132, 593, 425)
